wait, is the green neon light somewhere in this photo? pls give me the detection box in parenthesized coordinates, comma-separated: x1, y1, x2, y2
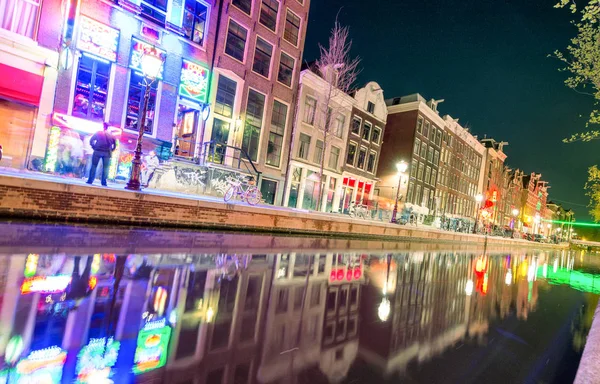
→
(537, 267, 600, 294)
(541, 219, 600, 227)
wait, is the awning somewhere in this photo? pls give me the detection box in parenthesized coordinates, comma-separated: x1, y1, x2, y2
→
(0, 63, 43, 106)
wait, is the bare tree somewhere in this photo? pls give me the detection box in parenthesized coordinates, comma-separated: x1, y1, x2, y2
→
(312, 21, 361, 211)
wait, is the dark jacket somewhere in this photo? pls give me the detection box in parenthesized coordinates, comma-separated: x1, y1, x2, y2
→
(90, 131, 116, 154)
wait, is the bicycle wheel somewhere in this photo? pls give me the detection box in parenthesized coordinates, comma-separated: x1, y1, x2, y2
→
(224, 186, 236, 202)
(246, 187, 261, 205)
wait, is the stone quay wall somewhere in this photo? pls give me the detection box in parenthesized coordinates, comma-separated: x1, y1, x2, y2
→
(0, 174, 565, 248)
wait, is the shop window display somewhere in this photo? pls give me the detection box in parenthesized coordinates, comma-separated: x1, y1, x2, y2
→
(126, 71, 158, 135)
(72, 54, 110, 121)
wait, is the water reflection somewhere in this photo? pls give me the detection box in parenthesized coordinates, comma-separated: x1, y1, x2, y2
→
(0, 246, 595, 383)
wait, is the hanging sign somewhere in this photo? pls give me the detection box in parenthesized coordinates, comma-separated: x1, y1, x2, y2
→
(179, 59, 209, 103)
(77, 16, 120, 62)
(129, 38, 166, 79)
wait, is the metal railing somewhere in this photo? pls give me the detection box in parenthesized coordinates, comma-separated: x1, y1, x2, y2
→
(199, 141, 261, 183)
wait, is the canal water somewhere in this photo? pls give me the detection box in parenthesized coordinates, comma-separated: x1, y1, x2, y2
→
(0, 223, 597, 384)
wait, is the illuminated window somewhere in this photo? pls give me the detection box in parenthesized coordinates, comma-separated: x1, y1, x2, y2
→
(357, 147, 367, 169)
(252, 37, 273, 78)
(140, 0, 168, 24)
(372, 127, 381, 144)
(232, 0, 251, 14)
(183, 0, 208, 45)
(260, 0, 279, 31)
(367, 152, 376, 173)
(225, 19, 247, 62)
(72, 54, 110, 121)
(277, 51, 295, 86)
(351, 116, 361, 135)
(362, 122, 371, 141)
(126, 71, 158, 135)
(267, 100, 287, 167)
(346, 142, 357, 165)
(214, 75, 236, 118)
(242, 89, 265, 161)
(1, 0, 40, 38)
(284, 10, 300, 46)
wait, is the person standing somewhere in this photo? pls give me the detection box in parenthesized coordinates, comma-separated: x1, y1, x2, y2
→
(86, 122, 116, 186)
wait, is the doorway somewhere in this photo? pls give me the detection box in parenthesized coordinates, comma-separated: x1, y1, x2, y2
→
(174, 104, 199, 158)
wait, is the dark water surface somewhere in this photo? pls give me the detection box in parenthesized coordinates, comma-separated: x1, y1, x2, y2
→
(0, 223, 597, 384)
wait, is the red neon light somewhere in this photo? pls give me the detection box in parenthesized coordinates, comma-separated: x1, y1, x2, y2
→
(346, 269, 352, 281)
(330, 270, 337, 281)
(336, 269, 344, 281)
(353, 268, 362, 280)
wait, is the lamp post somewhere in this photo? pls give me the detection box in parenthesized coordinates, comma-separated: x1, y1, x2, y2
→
(472, 194, 484, 234)
(125, 53, 164, 191)
(390, 160, 408, 224)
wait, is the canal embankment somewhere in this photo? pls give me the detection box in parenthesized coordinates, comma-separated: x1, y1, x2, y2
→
(0, 173, 566, 248)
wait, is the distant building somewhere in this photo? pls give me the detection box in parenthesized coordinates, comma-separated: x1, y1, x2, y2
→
(283, 68, 355, 212)
(340, 82, 387, 213)
(436, 115, 485, 229)
(479, 137, 509, 227)
(381, 94, 445, 220)
(520, 172, 548, 234)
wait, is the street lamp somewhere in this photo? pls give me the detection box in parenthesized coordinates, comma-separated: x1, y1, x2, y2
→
(125, 53, 164, 191)
(390, 160, 408, 224)
(472, 194, 484, 234)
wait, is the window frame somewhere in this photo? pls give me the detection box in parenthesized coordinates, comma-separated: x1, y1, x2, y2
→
(259, 0, 279, 32)
(366, 151, 377, 173)
(303, 96, 316, 125)
(266, 98, 289, 168)
(231, 0, 252, 15)
(182, 0, 209, 46)
(283, 9, 301, 47)
(314, 139, 324, 164)
(362, 121, 372, 141)
(346, 141, 358, 166)
(328, 146, 340, 170)
(277, 50, 295, 87)
(356, 147, 367, 169)
(224, 18, 249, 63)
(372, 126, 381, 145)
(351, 116, 361, 136)
(241, 87, 267, 163)
(213, 74, 237, 118)
(298, 133, 311, 160)
(123, 69, 160, 138)
(252, 35, 274, 79)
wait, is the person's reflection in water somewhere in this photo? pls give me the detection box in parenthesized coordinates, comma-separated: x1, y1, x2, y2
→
(66, 256, 94, 309)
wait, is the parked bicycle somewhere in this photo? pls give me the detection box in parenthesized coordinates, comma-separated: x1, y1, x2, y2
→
(223, 176, 262, 205)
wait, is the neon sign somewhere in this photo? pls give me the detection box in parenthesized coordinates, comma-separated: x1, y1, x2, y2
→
(24, 254, 39, 278)
(76, 337, 120, 383)
(14, 346, 66, 383)
(129, 38, 166, 79)
(179, 59, 209, 103)
(132, 320, 171, 375)
(77, 16, 120, 62)
(21, 275, 72, 294)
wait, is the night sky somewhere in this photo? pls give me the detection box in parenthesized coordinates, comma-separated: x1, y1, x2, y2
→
(304, 0, 597, 222)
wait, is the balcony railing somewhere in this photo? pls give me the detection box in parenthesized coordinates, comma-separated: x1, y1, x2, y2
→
(200, 141, 261, 184)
